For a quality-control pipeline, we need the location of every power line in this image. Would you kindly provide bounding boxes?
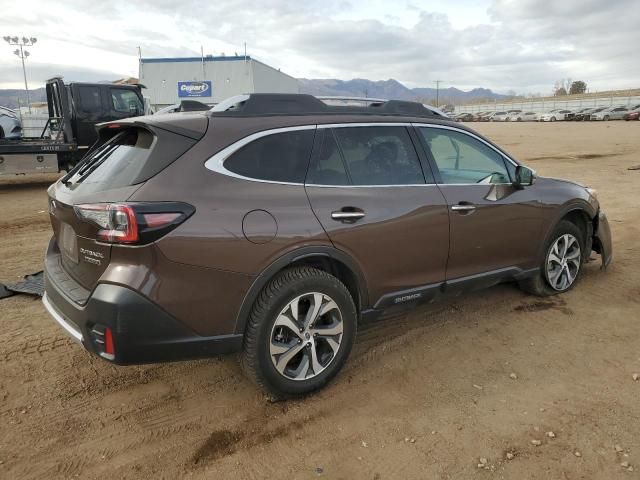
[434,80,443,108]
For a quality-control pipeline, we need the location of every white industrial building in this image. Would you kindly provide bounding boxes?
[138,55,299,109]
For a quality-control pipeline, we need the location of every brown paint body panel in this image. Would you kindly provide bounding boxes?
[43,108,612,357]
[438,184,545,279]
[306,185,449,302]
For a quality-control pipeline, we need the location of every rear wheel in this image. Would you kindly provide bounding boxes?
[519,220,584,297]
[242,266,357,398]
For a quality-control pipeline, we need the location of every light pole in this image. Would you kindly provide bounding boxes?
[3,36,37,113]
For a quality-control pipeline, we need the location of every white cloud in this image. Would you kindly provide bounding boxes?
[1,0,638,94]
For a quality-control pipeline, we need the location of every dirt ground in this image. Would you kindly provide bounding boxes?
[1,122,639,480]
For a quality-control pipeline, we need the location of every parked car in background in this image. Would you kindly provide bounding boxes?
[42,93,612,397]
[454,113,475,122]
[475,111,493,121]
[573,107,600,121]
[154,100,213,114]
[511,111,539,122]
[624,110,640,121]
[540,109,573,122]
[489,111,509,121]
[505,110,523,121]
[0,106,22,139]
[591,106,629,121]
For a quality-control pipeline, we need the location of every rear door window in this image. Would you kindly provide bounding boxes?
[224,129,315,183]
[331,126,425,185]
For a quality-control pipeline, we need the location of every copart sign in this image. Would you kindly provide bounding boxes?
[178,81,212,98]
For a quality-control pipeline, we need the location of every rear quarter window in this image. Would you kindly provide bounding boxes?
[224,129,315,183]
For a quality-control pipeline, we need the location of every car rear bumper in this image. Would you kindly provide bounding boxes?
[43,251,243,365]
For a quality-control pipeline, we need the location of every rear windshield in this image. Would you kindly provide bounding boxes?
[65,127,195,193]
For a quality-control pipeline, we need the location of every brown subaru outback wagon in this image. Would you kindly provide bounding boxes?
[43,94,612,397]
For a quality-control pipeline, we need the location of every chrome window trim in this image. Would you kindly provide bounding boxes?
[305,183,435,188]
[205,122,424,187]
[317,122,412,129]
[204,125,316,186]
[203,122,521,188]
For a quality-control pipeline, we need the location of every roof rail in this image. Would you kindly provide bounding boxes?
[209,93,445,118]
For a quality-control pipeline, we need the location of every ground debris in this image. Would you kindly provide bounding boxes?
[546,431,556,438]
[531,440,542,446]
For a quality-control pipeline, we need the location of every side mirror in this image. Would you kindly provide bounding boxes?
[514,165,536,188]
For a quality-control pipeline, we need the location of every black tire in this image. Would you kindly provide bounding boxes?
[519,220,585,297]
[241,266,357,398]
[0,127,4,139]
[550,117,556,122]
[604,115,610,121]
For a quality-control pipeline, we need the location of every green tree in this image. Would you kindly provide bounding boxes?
[554,87,568,96]
[569,80,587,95]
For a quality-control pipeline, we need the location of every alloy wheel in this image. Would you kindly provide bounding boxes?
[269,292,344,381]
[546,234,581,291]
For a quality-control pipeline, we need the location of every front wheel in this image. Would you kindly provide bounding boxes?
[241,267,357,398]
[604,115,610,121]
[519,220,584,297]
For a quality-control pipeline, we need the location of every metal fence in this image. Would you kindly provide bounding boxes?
[455,95,640,114]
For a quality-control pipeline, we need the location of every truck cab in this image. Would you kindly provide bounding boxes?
[65,82,144,148]
[1,78,145,175]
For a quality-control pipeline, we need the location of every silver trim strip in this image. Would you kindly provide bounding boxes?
[331,211,366,220]
[203,122,522,188]
[204,125,317,185]
[317,122,412,129]
[451,205,476,211]
[306,183,431,188]
[42,293,83,343]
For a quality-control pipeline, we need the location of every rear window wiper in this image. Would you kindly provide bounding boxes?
[74,144,118,183]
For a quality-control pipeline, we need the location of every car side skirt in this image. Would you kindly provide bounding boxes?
[362,266,539,322]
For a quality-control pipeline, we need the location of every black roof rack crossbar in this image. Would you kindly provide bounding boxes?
[209,93,443,118]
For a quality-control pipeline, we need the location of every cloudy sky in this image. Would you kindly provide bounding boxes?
[1,0,638,94]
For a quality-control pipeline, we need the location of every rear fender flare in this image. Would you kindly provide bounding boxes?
[233,246,368,335]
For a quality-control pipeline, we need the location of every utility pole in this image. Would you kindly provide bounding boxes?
[4,36,37,114]
[434,80,442,108]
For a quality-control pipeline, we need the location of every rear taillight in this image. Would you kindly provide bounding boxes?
[75,203,139,243]
[74,202,194,245]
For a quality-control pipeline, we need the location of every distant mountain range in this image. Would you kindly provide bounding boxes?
[298,78,510,104]
[0,88,46,109]
[0,78,508,109]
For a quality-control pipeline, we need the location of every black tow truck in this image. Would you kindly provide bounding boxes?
[0,77,145,175]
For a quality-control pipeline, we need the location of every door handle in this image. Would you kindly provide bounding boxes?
[331,208,366,222]
[451,203,476,212]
